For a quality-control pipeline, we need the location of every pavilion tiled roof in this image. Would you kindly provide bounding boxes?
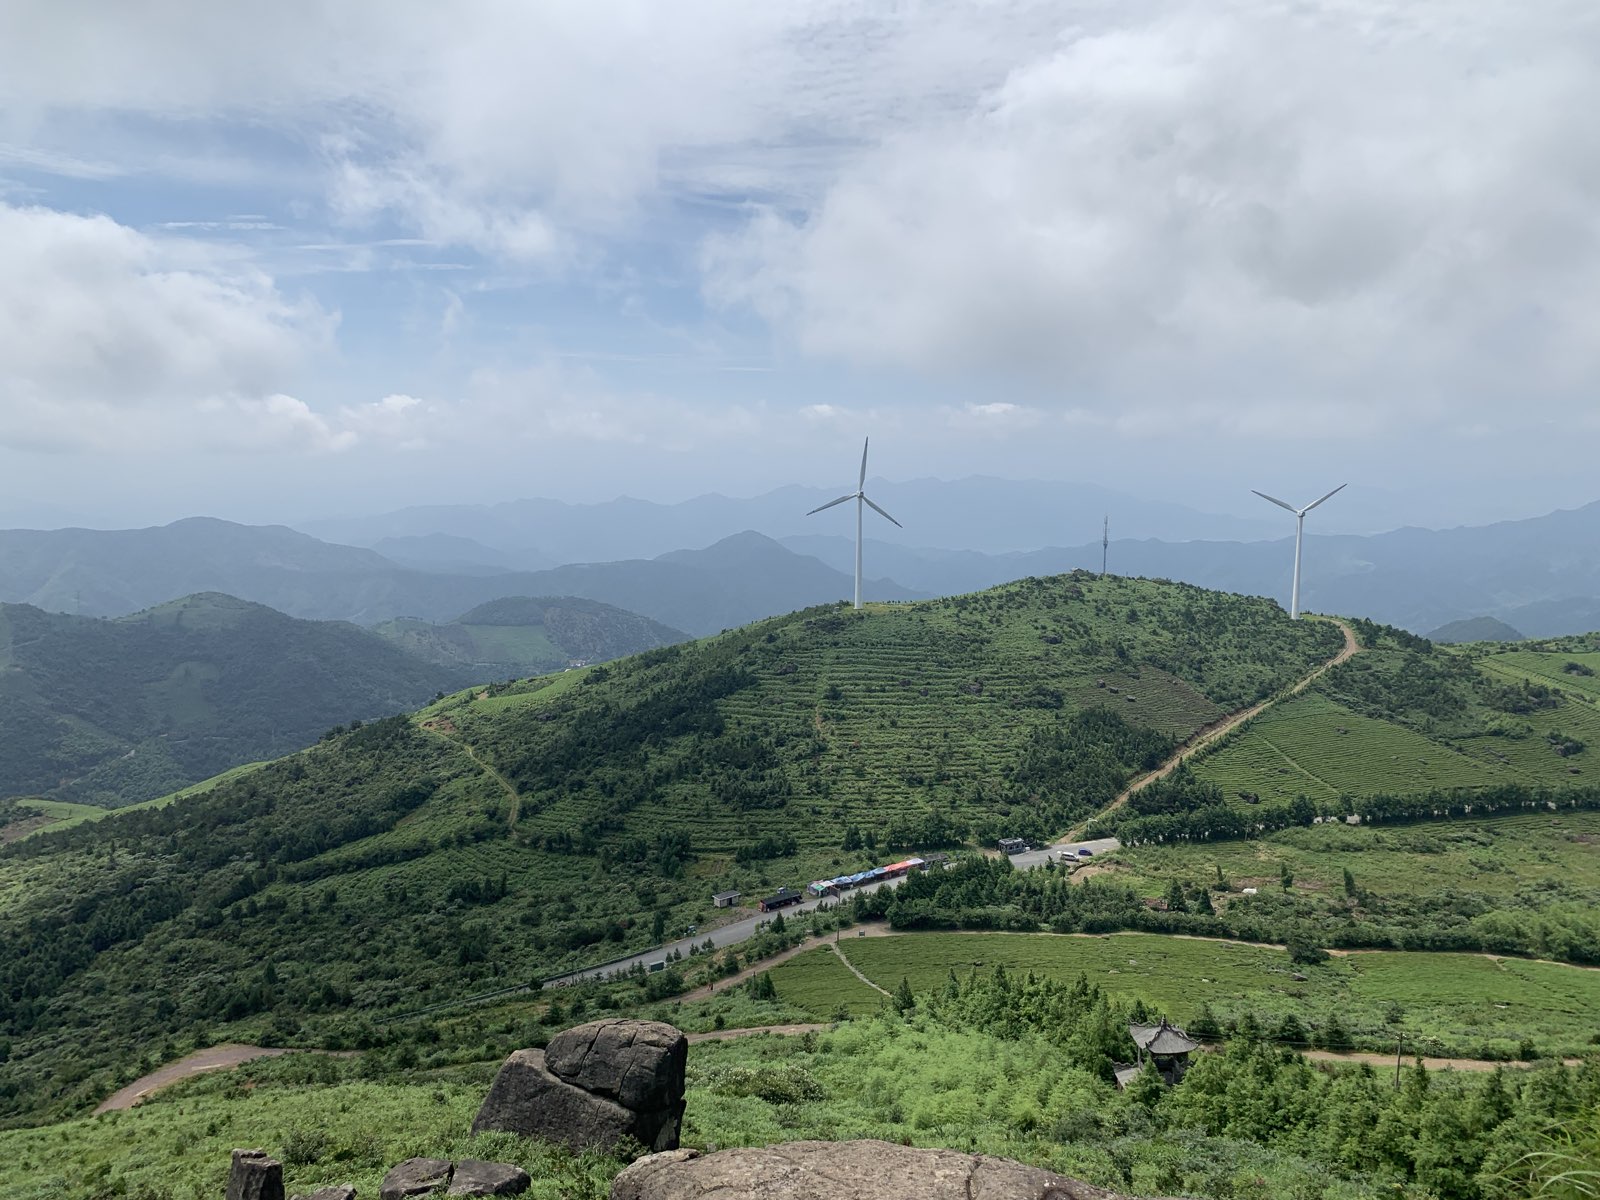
[1130,1019,1200,1055]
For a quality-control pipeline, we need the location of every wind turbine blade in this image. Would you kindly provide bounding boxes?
[859,437,869,490]
[806,494,855,516]
[862,495,902,528]
[1252,489,1298,514]
[1302,482,1347,513]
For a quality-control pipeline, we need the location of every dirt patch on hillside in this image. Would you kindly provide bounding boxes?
[94,1045,292,1113]
[421,715,458,734]
[0,815,55,843]
[686,1023,830,1044]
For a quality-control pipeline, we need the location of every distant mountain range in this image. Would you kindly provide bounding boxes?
[8,495,1600,638]
[0,593,468,806]
[0,519,913,636]
[781,501,1600,637]
[373,596,684,675]
[1426,616,1526,644]
[298,476,1282,563]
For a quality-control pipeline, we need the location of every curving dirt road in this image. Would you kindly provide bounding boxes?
[686,1023,831,1044]
[94,1044,293,1114]
[1302,1049,1583,1072]
[1066,616,1360,838]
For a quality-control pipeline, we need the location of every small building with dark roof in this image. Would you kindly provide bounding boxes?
[711,890,742,908]
[757,887,804,913]
[1121,1019,1202,1086]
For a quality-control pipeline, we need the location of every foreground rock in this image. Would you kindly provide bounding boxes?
[448,1159,532,1196]
[610,1141,1148,1200]
[227,1149,285,1200]
[474,1019,687,1155]
[381,1157,454,1199]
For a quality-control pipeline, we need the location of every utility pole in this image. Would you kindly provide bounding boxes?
[1394,1037,1403,1088]
[1101,516,1109,577]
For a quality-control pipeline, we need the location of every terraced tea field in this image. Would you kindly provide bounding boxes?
[768,944,886,1017]
[1192,692,1509,807]
[1476,648,1600,703]
[1100,810,1600,901]
[431,576,1345,860]
[825,930,1600,1057]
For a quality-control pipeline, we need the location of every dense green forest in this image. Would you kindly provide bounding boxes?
[0,594,468,806]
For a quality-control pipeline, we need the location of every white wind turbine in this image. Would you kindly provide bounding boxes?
[806,437,902,610]
[1252,483,1346,620]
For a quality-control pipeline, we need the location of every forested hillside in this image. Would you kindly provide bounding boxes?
[371,596,684,675]
[0,594,467,806]
[0,574,1342,1122]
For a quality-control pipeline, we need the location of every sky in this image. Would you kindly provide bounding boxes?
[2,1,1599,535]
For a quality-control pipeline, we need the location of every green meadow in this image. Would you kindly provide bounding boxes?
[1192,691,1509,806]
[797,930,1600,1059]
[1104,810,1600,900]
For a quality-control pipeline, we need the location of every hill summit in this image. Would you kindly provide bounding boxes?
[0,572,1344,1121]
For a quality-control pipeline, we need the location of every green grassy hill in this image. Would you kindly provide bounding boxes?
[0,573,1344,1122]
[0,593,468,807]
[371,596,685,676]
[1185,625,1600,815]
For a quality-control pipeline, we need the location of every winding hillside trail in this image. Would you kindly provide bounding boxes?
[1065,615,1360,839]
[676,925,896,1003]
[94,1045,293,1114]
[419,718,522,828]
[831,941,892,995]
[686,1023,830,1044]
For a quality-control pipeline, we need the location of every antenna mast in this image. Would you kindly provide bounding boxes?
[1101,516,1108,578]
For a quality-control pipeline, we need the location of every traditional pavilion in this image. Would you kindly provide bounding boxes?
[1115,1019,1202,1088]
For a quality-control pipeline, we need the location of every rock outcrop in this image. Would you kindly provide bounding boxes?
[226,1149,285,1200]
[609,1141,1148,1200]
[473,1019,687,1155]
[374,1156,531,1199]
[381,1157,454,1200]
[448,1159,533,1196]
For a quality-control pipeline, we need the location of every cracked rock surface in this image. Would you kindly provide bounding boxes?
[473,1021,688,1155]
[609,1141,1155,1200]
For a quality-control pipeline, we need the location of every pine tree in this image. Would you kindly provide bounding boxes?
[1164,879,1188,913]
[893,976,915,1013]
[1127,1059,1165,1110]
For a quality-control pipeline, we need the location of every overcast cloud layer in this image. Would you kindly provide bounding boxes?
[1,1,1597,532]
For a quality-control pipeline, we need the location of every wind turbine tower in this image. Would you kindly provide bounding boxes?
[1251,483,1346,619]
[806,437,902,610]
[1101,516,1109,578]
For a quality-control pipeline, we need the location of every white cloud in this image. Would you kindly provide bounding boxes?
[3,0,1599,458]
[0,203,331,452]
[702,2,1600,431]
[223,395,357,454]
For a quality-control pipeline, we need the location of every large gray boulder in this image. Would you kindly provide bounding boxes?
[609,1141,1147,1200]
[380,1157,454,1199]
[474,1020,687,1155]
[448,1159,532,1196]
[472,1049,679,1152]
[544,1019,687,1112]
[226,1149,285,1200]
